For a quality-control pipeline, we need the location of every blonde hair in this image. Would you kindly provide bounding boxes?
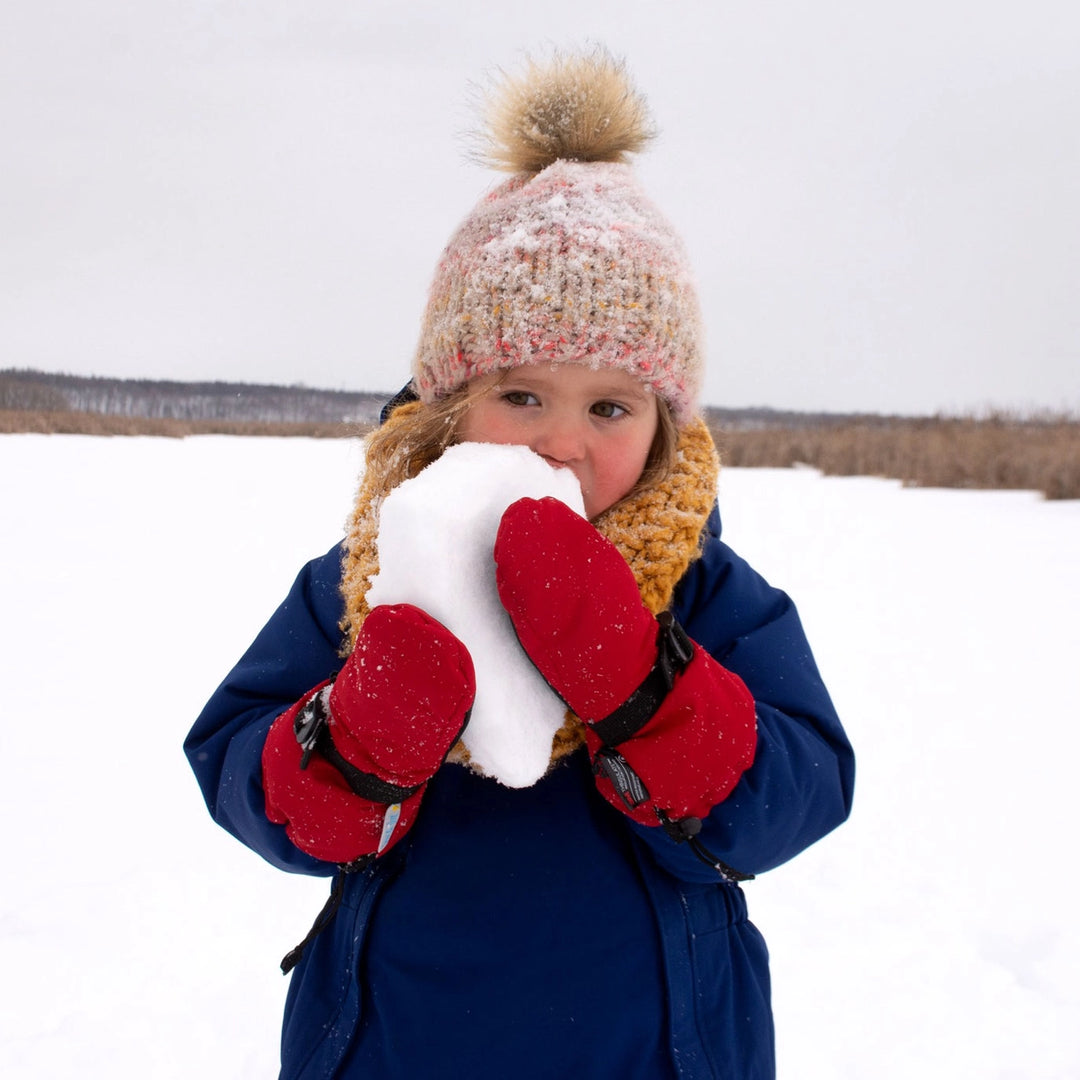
[362,390,471,495]
[364,383,680,519]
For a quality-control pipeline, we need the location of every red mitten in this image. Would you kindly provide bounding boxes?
[262,604,475,864]
[494,497,757,830]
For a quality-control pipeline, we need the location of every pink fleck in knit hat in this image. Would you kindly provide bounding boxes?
[412,50,704,426]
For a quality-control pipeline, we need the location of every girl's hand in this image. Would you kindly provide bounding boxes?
[262,604,474,864]
[494,497,757,829]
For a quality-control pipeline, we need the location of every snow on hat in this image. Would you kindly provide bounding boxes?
[412,49,704,426]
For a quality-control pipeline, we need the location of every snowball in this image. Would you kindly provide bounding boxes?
[366,442,586,788]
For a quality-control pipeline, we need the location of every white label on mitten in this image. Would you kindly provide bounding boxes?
[377,803,401,854]
[366,442,586,788]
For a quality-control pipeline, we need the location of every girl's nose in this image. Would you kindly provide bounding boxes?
[532,416,585,467]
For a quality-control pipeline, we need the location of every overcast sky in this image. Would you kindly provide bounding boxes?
[3,0,1078,415]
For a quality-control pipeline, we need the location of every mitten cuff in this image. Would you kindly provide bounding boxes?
[585,647,757,827]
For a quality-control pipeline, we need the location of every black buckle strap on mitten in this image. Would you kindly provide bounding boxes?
[657,811,755,883]
[280,855,373,974]
[590,612,695,747]
[294,690,424,804]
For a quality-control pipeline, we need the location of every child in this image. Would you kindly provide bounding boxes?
[186,50,854,1080]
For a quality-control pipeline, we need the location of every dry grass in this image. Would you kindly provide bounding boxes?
[712,415,1080,501]
[4,408,1078,500]
[0,410,372,439]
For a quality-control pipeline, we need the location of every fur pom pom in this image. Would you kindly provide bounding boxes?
[480,48,656,174]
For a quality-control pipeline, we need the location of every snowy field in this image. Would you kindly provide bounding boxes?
[2,433,1078,1079]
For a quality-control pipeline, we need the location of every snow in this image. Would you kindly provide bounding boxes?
[367,441,585,788]
[2,434,1078,1078]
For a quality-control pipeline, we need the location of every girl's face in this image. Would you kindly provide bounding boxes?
[458,363,659,519]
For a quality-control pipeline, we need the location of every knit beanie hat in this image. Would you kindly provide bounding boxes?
[412,50,704,426]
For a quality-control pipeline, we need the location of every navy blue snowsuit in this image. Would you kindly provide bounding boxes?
[185,507,854,1079]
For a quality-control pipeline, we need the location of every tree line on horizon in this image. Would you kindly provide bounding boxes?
[0,368,389,425]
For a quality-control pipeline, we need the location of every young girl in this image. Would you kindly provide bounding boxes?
[186,50,854,1080]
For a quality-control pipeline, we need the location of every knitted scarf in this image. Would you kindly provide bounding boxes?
[339,404,720,771]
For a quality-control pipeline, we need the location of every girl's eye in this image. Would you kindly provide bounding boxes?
[591,400,627,419]
[502,391,538,407]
